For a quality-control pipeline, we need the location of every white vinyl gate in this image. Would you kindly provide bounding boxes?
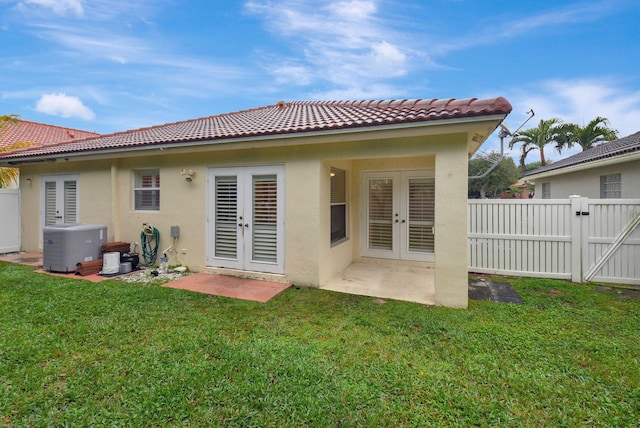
[468,196,640,285]
[0,189,21,253]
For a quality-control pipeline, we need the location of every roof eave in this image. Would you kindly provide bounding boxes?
[2,113,508,166]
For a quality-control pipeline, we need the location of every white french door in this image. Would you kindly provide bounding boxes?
[361,170,435,262]
[40,174,79,248]
[207,165,284,274]
[41,174,79,227]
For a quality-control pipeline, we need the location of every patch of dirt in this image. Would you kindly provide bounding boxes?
[547,288,565,297]
[595,285,640,300]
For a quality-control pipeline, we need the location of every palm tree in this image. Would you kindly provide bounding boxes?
[509,118,563,168]
[555,116,618,152]
[0,114,21,188]
[0,167,18,188]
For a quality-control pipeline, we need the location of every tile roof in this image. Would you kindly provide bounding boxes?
[0,97,511,161]
[524,130,640,177]
[0,120,99,152]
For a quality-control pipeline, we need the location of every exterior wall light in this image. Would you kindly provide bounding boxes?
[180,169,195,182]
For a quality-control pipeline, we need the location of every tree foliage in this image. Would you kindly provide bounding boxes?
[509,116,619,173]
[468,152,520,199]
[0,114,22,188]
[522,160,550,173]
[508,118,563,168]
[555,116,618,152]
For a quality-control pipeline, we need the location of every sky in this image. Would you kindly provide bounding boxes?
[1,0,639,163]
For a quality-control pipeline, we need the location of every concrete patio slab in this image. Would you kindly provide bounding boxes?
[164,273,290,302]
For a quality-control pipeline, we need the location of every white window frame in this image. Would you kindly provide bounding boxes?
[600,173,621,199]
[541,182,551,199]
[133,169,160,211]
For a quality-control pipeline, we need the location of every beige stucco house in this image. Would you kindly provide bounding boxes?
[0,98,512,308]
[526,131,640,199]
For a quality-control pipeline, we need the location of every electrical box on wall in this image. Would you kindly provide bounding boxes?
[170,225,180,238]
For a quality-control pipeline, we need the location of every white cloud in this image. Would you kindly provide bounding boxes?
[269,64,313,86]
[368,41,407,77]
[432,1,629,55]
[246,0,411,90]
[309,83,402,101]
[511,78,640,137]
[20,0,84,16]
[35,93,95,120]
[495,77,640,162]
[328,0,377,21]
[110,56,127,64]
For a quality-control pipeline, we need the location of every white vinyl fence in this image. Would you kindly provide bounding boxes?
[0,189,21,253]
[468,196,640,285]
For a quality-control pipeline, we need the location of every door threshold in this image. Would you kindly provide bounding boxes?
[200,266,289,284]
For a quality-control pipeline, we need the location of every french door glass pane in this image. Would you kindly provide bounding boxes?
[64,181,77,223]
[368,178,393,250]
[252,175,277,262]
[215,176,238,258]
[408,178,434,253]
[45,181,57,226]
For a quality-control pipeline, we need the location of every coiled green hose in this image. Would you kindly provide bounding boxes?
[140,225,160,266]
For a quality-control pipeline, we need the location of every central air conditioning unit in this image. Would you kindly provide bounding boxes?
[43,224,107,273]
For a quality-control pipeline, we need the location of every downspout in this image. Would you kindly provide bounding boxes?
[111,161,121,242]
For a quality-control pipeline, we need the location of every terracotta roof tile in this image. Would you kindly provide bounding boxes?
[0,97,511,161]
[0,120,99,152]
[524,130,640,176]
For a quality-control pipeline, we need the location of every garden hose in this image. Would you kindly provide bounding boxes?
[140,224,160,266]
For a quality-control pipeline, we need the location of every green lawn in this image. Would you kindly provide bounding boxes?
[1,262,638,427]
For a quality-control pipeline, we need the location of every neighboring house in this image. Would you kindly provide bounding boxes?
[499,179,534,199]
[0,119,99,151]
[525,131,640,199]
[0,120,99,188]
[0,98,512,308]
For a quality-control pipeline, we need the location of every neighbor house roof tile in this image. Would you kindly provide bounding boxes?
[524,130,640,177]
[0,97,511,160]
[0,120,99,152]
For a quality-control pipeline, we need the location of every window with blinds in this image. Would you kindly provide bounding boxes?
[134,169,160,210]
[600,173,621,198]
[252,175,278,262]
[368,178,394,250]
[215,176,238,259]
[407,177,434,253]
[330,168,347,244]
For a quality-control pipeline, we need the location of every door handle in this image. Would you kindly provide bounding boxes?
[244,224,249,228]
